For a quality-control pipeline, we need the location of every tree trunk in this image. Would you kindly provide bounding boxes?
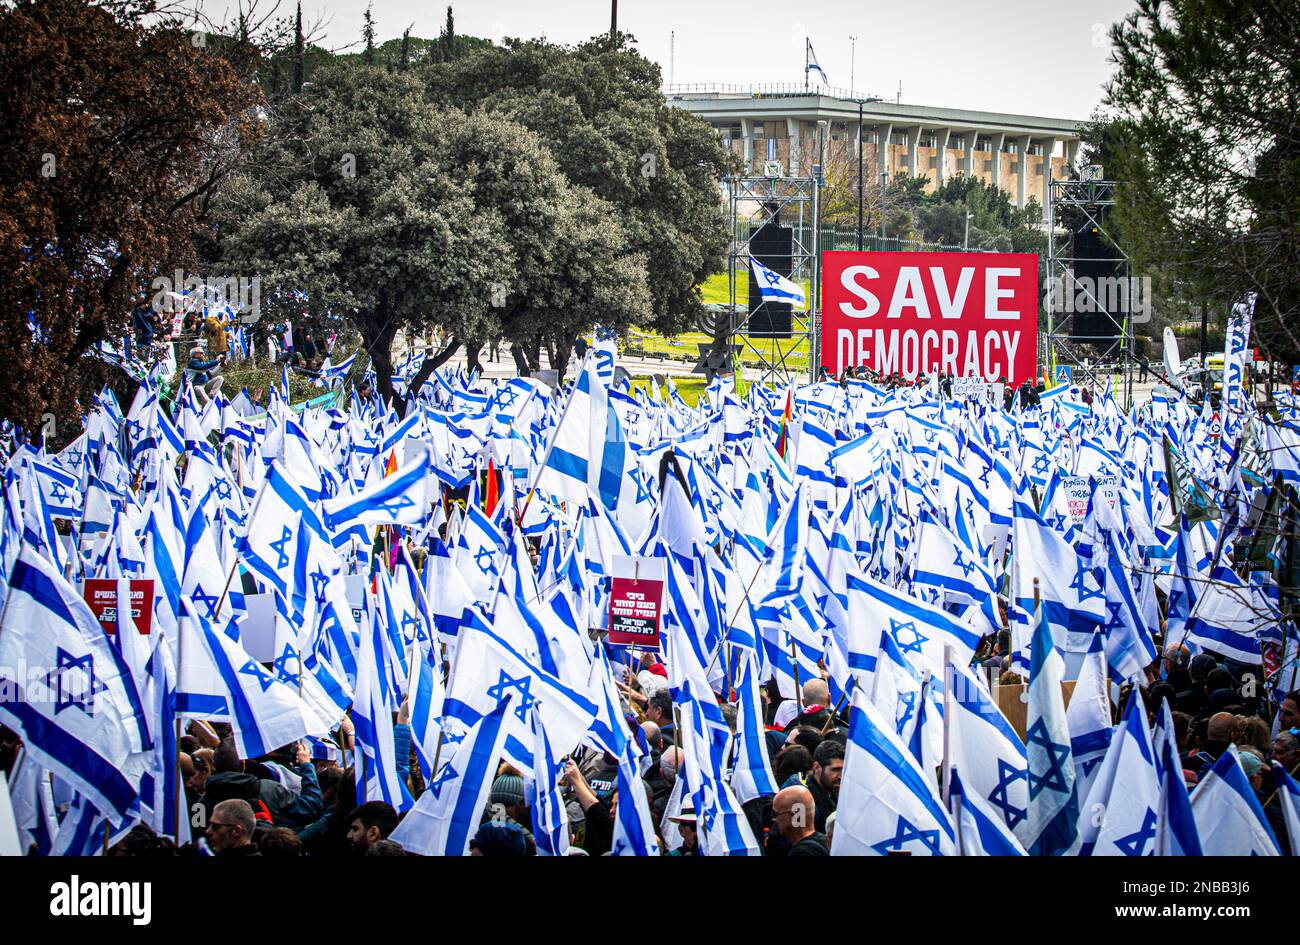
[551,332,576,381]
[510,342,532,376]
[465,341,483,377]
[361,311,399,410]
[406,338,462,397]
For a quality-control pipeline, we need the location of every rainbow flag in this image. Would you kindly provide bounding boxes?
[776,389,793,459]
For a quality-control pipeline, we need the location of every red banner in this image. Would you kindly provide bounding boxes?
[820,251,1039,385]
[82,579,155,635]
[608,578,664,648]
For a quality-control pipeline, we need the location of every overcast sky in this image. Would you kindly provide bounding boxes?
[238,0,1136,120]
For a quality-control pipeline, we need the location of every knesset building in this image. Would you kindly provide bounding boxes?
[666,84,1084,209]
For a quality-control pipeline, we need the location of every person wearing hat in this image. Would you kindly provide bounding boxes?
[666,804,700,856]
[482,773,536,855]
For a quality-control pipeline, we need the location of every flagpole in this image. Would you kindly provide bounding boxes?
[940,644,953,805]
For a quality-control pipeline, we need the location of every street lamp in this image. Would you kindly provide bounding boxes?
[880,169,888,242]
[850,97,882,251]
[963,211,974,249]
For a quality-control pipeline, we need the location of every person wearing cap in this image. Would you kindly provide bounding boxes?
[482,773,536,855]
[666,804,700,856]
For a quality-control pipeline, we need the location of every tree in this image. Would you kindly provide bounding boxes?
[1105,0,1300,363]
[441,5,455,61]
[0,0,259,431]
[424,35,730,352]
[212,63,645,405]
[361,4,375,65]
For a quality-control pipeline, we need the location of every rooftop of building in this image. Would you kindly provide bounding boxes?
[664,84,1084,139]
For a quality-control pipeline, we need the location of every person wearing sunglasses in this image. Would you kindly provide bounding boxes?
[206,800,260,857]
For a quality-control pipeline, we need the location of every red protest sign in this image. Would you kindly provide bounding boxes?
[821,251,1039,385]
[607,556,665,649]
[82,578,155,635]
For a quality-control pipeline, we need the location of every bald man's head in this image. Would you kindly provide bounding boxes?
[802,678,830,708]
[772,785,816,843]
[1207,712,1236,742]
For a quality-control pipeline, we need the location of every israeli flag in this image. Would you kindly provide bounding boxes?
[1077,691,1161,856]
[1274,764,1300,856]
[749,256,806,310]
[1189,746,1281,855]
[834,687,956,856]
[387,695,514,856]
[611,733,660,857]
[1023,597,1080,856]
[175,599,329,759]
[0,546,148,824]
[806,39,828,84]
[323,448,433,529]
[949,768,1026,856]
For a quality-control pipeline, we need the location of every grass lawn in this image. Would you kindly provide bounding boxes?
[628,374,707,407]
[627,272,812,372]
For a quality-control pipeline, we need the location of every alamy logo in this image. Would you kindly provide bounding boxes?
[49,875,151,925]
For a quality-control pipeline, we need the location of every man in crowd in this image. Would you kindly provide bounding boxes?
[771,785,828,856]
[206,799,260,858]
[345,801,400,855]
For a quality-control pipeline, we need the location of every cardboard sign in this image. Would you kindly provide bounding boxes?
[607,556,666,649]
[821,251,1039,384]
[82,579,155,635]
[952,375,985,399]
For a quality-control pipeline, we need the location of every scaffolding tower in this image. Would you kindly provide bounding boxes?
[1044,176,1140,407]
[720,174,821,386]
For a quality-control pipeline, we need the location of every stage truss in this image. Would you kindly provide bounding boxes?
[718,175,822,387]
[1044,176,1144,408]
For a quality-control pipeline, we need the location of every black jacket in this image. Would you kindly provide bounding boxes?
[200,764,322,829]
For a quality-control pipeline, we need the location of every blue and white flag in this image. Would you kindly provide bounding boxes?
[749,256,806,310]
[0,545,147,823]
[175,599,329,759]
[1022,596,1080,855]
[834,687,956,856]
[387,695,513,856]
[949,768,1026,856]
[1151,701,1203,856]
[1273,764,1300,857]
[729,649,778,805]
[610,733,660,857]
[1077,692,1161,856]
[526,705,570,857]
[323,448,433,529]
[1065,632,1112,803]
[805,39,828,84]
[1189,746,1281,856]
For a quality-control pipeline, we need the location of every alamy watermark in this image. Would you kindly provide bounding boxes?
[150,269,262,323]
[1044,274,1151,322]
